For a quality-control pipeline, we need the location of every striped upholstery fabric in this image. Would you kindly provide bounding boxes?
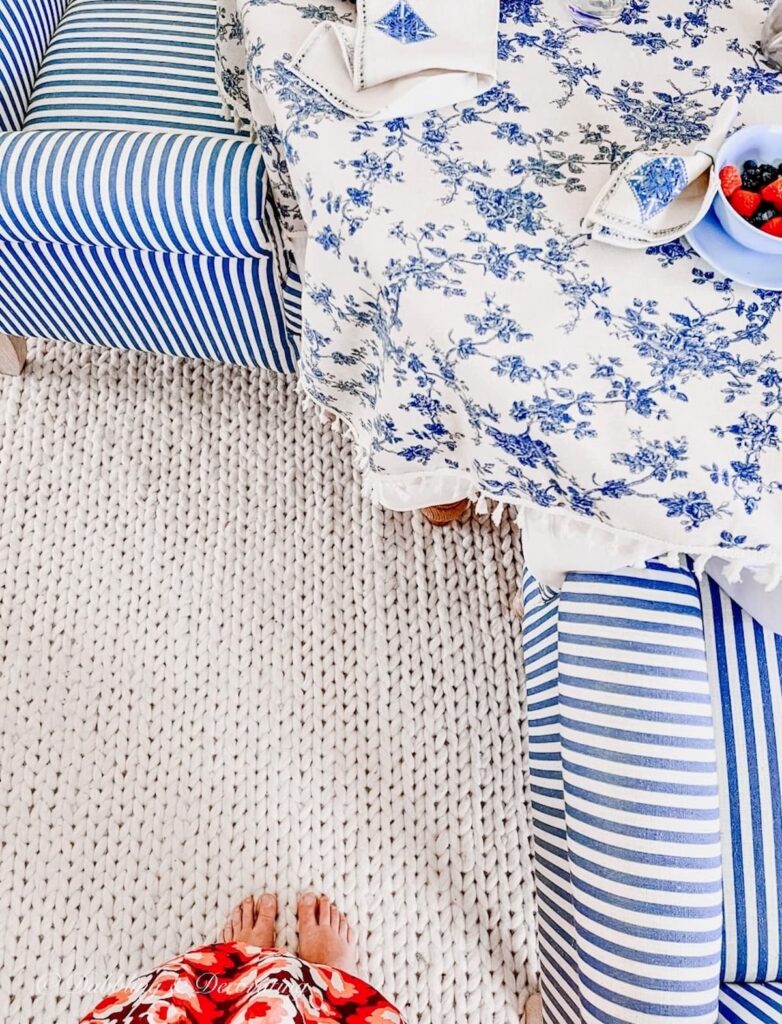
[0,0,303,369]
[0,237,297,370]
[282,268,303,338]
[0,0,67,130]
[523,565,724,1024]
[523,571,580,1024]
[0,130,271,258]
[719,982,782,1022]
[699,575,782,984]
[23,0,238,136]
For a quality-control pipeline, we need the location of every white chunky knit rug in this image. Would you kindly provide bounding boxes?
[0,339,536,1024]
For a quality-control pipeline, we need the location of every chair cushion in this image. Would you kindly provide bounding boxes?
[700,575,782,984]
[22,0,238,136]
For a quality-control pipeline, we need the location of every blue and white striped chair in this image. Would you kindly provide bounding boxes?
[521,563,782,1024]
[0,0,300,376]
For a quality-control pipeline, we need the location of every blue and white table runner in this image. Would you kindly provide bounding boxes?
[218,0,782,585]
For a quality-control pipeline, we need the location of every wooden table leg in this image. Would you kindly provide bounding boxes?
[421,498,471,526]
[524,992,542,1024]
[0,334,27,376]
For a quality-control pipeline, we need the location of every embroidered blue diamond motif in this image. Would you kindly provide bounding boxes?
[626,156,688,222]
[375,2,436,43]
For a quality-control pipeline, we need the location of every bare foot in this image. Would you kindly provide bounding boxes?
[220,894,278,948]
[297,893,358,974]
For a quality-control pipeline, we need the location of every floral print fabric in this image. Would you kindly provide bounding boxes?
[79,943,405,1024]
[218,0,782,581]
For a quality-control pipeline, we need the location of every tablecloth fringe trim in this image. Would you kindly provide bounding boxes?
[437,492,779,590]
[295,377,782,589]
[218,94,259,142]
[296,380,372,473]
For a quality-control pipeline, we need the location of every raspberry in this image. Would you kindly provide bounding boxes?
[729,189,763,218]
[760,178,782,210]
[719,165,742,198]
[760,216,782,237]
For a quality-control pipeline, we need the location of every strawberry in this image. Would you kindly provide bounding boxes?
[719,164,742,198]
[760,216,782,237]
[760,177,782,210]
[729,189,763,218]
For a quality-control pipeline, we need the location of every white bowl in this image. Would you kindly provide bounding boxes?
[715,124,782,255]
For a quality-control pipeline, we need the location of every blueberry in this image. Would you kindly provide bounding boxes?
[760,164,779,185]
[744,159,759,169]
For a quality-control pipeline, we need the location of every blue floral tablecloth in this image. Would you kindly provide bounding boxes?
[218,0,782,581]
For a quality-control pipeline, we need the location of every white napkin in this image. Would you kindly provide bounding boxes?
[584,98,739,248]
[290,0,499,120]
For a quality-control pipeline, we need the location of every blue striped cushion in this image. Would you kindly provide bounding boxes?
[700,576,782,984]
[719,982,782,1022]
[23,0,238,136]
[0,236,297,370]
[523,565,724,1024]
[0,0,68,130]
[0,130,270,258]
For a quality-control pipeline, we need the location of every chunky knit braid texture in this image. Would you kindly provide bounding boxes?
[0,339,537,1024]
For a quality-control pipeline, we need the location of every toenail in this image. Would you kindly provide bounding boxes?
[301,893,316,904]
[261,895,275,909]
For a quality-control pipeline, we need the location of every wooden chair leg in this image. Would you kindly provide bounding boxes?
[0,334,27,376]
[421,498,471,526]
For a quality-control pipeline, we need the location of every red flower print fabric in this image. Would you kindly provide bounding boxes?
[79,944,405,1024]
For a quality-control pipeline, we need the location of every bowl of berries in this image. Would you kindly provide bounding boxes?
[716,124,782,254]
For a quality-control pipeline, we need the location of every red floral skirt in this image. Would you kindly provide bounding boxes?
[79,943,405,1024]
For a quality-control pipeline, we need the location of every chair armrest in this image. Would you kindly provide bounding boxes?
[0,0,69,130]
[0,129,272,258]
[557,565,723,1024]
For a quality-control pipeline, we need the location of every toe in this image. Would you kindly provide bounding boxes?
[319,896,332,927]
[347,925,356,945]
[256,892,277,920]
[254,893,277,946]
[330,904,342,931]
[338,913,350,940]
[231,903,243,935]
[242,895,256,931]
[221,917,234,943]
[298,892,318,929]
